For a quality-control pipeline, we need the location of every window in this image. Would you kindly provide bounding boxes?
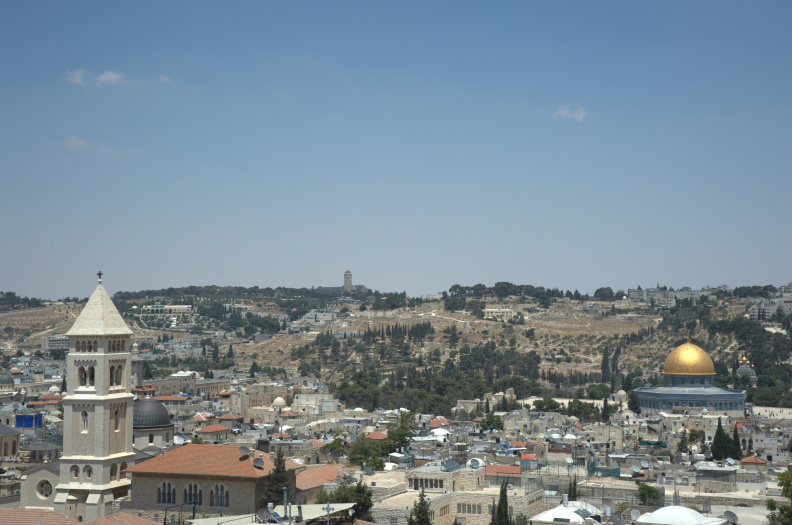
[82,412,89,432]
[110,366,115,386]
[36,480,53,499]
[149,434,154,445]
[185,483,202,506]
[114,410,120,431]
[83,466,92,480]
[116,365,123,386]
[88,367,95,386]
[211,485,229,507]
[158,482,175,504]
[71,465,80,480]
[79,367,86,386]
[110,464,117,479]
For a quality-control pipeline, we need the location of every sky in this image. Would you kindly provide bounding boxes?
[1,2,791,300]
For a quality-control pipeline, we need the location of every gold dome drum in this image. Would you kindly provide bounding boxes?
[663,342,715,376]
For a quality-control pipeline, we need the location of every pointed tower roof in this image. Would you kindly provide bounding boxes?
[65,276,132,337]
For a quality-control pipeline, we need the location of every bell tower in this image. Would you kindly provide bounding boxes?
[343,270,353,293]
[54,273,135,522]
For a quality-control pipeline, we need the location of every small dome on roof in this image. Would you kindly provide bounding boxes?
[0,372,13,385]
[48,384,61,393]
[272,397,286,406]
[133,398,172,429]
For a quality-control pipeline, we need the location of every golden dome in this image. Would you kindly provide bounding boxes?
[663,342,715,376]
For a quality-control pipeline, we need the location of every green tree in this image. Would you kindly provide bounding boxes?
[731,427,743,459]
[481,412,504,431]
[348,438,382,467]
[316,481,374,521]
[677,429,689,454]
[407,491,432,525]
[628,391,641,414]
[711,417,732,460]
[191,436,204,444]
[636,483,662,506]
[257,448,290,509]
[227,343,234,358]
[491,481,510,525]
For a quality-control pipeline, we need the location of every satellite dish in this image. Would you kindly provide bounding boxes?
[640,459,650,468]
[724,511,738,524]
[348,510,355,517]
[257,508,272,522]
[726,458,735,465]
[630,509,641,520]
[631,465,640,473]
[566,458,573,464]
[253,458,265,469]
[239,446,250,456]
[596,471,602,477]
[675,477,682,484]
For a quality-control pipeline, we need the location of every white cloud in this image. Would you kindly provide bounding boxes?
[64,136,88,149]
[555,104,587,122]
[158,74,171,84]
[66,69,88,86]
[96,71,127,86]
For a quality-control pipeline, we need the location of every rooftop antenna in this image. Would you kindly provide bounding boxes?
[630,509,641,520]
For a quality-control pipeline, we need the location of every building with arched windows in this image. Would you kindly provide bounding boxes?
[634,342,746,418]
[124,444,302,516]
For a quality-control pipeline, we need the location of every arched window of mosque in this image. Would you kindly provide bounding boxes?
[94,340,98,352]
[109,366,115,387]
[87,341,93,352]
[88,367,95,386]
[149,434,154,445]
[116,366,123,386]
[110,464,117,479]
[79,367,86,386]
[83,466,92,480]
[120,462,127,479]
[114,410,120,431]
[82,412,89,432]
[71,465,79,480]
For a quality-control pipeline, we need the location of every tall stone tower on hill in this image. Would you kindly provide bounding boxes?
[54,273,135,522]
[343,270,353,293]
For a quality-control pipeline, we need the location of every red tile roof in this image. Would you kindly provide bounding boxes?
[508,441,526,448]
[0,509,80,525]
[520,454,536,460]
[87,513,160,525]
[485,464,521,477]
[218,414,241,420]
[153,396,188,402]
[124,444,301,478]
[365,431,388,441]
[296,464,341,491]
[741,456,767,464]
[196,424,232,433]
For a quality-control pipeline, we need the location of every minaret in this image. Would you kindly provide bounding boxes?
[54,272,135,522]
[343,270,353,293]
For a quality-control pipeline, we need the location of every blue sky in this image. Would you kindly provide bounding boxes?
[2,2,790,300]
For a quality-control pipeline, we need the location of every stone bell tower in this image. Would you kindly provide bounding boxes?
[343,270,353,293]
[54,273,135,522]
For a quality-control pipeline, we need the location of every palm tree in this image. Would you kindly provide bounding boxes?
[397,410,415,432]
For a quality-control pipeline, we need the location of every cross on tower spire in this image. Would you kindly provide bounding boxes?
[97,271,103,283]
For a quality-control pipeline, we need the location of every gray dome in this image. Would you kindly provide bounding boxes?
[0,373,13,385]
[133,398,172,429]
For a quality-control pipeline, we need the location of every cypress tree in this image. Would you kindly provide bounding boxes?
[407,491,432,525]
[731,427,743,459]
[711,417,731,460]
[491,481,510,525]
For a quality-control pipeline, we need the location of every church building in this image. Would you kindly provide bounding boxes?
[51,273,136,522]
